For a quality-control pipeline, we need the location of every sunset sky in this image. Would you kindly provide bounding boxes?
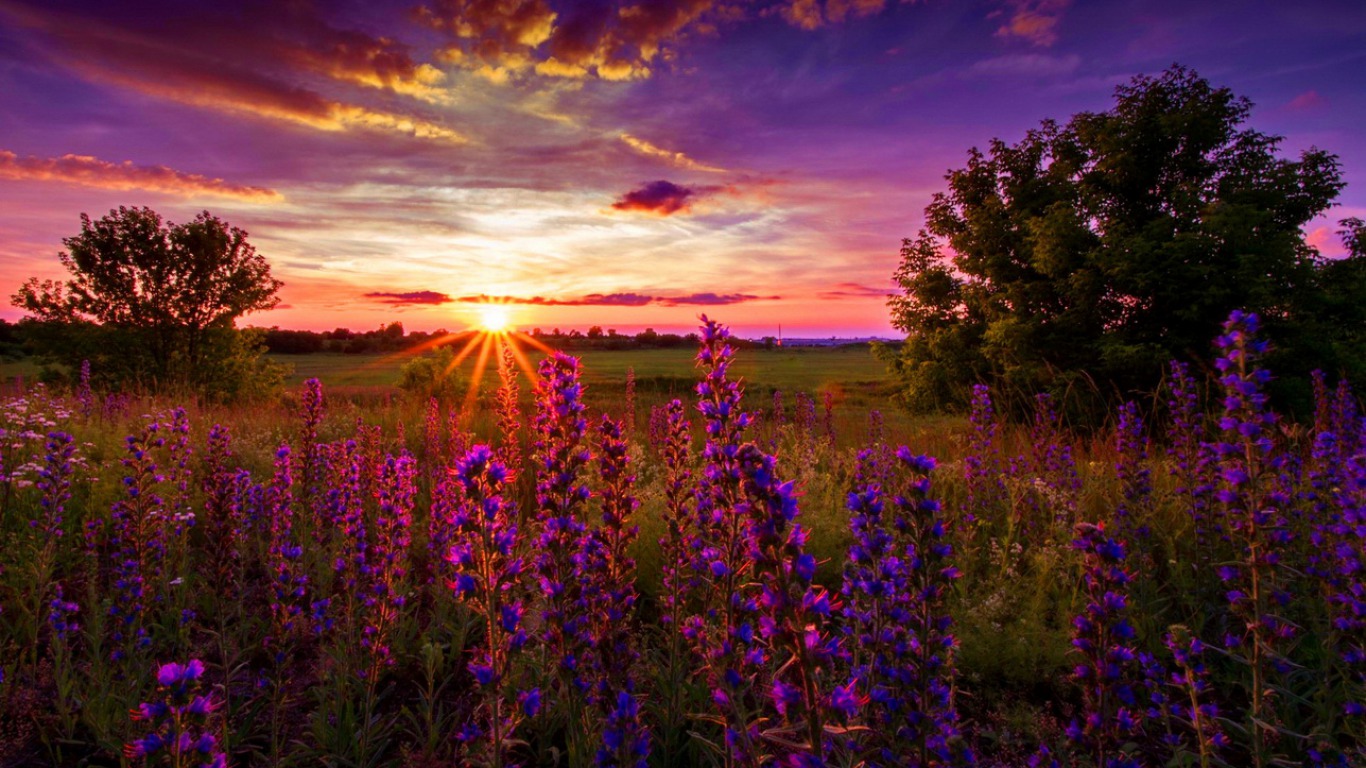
[2,0,1363,337]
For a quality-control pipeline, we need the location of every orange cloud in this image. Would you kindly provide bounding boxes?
[776,0,889,30]
[0,150,283,202]
[993,0,1070,47]
[419,0,726,80]
[620,133,726,172]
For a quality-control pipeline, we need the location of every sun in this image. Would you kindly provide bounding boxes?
[477,304,513,333]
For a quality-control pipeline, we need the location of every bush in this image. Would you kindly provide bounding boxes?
[399,346,467,401]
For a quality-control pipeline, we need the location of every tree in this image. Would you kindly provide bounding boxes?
[887,65,1357,412]
[12,206,284,398]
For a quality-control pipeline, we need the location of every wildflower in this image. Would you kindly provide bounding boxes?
[48,583,80,641]
[1162,626,1227,767]
[448,444,532,768]
[1114,401,1152,542]
[200,425,247,583]
[1069,522,1141,768]
[1166,361,1219,573]
[1212,311,1294,767]
[963,384,1004,525]
[495,343,524,481]
[737,441,840,764]
[359,454,415,679]
[75,359,93,418]
[583,414,650,767]
[532,352,593,705]
[299,378,325,503]
[266,444,307,654]
[125,658,225,768]
[689,315,763,766]
[844,447,970,766]
[108,424,167,659]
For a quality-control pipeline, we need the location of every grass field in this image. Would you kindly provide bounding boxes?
[2,319,1362,767]
[272,344,890,396]
[265,343,961,452]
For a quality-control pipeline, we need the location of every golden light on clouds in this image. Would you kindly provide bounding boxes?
[620,134,725,173]
[0,149,283,201]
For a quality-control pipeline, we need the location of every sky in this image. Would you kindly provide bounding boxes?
[1,0,1364,338]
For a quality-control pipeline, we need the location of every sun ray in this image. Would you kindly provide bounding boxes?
[447,330,488,370]
[511,329,553,354]
[462,331,496,416]
[503,332,540,383]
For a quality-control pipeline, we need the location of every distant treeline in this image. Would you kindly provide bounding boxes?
[0,318,852,359]
[0,318,25,359]
[254,323,716,354]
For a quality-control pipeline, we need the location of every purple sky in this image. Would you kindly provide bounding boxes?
[2,0,1363,337]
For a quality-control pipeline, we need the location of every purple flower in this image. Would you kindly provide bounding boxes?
[125,658,224,766]
[842,446,970,765]
[447,444,533,768]
[1069,522,1141,766]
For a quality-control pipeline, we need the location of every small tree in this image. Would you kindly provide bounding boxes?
[12,206,284,398]
[399,346,468,401]
[886,65,1355,412]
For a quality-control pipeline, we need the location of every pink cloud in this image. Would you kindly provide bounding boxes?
[1286,90,1325,111]
[0,149,281,201]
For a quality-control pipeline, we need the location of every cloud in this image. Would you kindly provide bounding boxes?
[419,0,891,82]
[777,0,889,30]
[817,282,888,299]
[966,53,1080,78]
[611,179,714,215]
[364,290,455,305]
[993,0,1070,47]
[1286,90,1325,111]
[1,2,466,142]
[0,149,283,201]
[451,291,774,306]
[659,292,776,305]
[620,133,725,172]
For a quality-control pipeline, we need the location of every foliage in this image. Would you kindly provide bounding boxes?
[11,206,282,399]
[887,65,1358,412]
[397,346,467,401]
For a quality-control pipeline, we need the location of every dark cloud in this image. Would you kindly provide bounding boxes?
[452,291,773,306]
[817,282,888,299]
[659,292,777,305]
[365,290,455,305]
[611,179,706,215]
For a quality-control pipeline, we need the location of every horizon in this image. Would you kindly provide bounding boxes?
[2,0,1364,338]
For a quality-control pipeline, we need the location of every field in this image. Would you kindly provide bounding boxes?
[0,316,1362,767]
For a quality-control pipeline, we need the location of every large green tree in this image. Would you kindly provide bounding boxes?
[12,206,284,399]
[887,65,1361,412]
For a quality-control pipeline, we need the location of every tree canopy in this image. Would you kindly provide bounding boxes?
[12,206,284,398]
[887,65,1363,413]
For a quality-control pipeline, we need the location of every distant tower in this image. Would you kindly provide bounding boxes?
[777,324,783,347]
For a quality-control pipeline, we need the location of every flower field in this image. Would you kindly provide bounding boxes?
[0,312,1362,767]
